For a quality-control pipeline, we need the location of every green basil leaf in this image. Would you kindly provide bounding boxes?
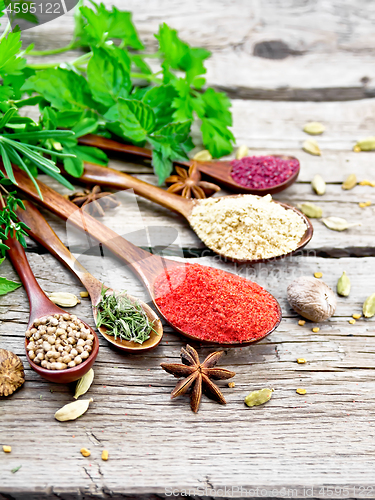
[63,150,84,178]
[116,98,155,143]
[72,118,99,138]
[0,277,21,296]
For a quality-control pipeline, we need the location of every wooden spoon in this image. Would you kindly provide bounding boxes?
[16,201,163,353]
[67,161,313,264]
[5,163,282,347]
[4,234,99,384]
[78,134,300,195]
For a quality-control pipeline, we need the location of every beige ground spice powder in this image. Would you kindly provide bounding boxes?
[190,195,307,260]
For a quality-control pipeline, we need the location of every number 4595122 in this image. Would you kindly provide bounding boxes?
[5,3,62,14]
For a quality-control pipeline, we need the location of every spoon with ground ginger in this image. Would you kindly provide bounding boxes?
[63,162,313,263]
[11,166,282,346]
[16,201,163,353]
[4,233,99,384]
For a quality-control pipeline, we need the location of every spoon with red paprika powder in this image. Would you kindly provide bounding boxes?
[9,163,282,347]
[78,134,300,195]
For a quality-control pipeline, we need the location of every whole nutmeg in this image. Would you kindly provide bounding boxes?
[287,276,336,322]
[0,349,25,396]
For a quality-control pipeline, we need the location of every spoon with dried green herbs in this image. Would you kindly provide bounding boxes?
[16,201,163,353]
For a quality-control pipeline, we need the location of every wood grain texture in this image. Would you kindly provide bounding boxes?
[19,0,375,100]
[1,253,375,497]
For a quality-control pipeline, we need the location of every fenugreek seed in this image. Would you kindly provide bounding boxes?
[359,201,371,208]
[363,293,375,318]
[342,174,357,190]
[353,145,361,153]
[349,319,356,325]
[80,448,91,457]
[235,145,249,160]
[101,450,109,461]
[193,149,212,161]
[74,369,94,400]
[312,327,320,333]
[80,291,89,298]
[228,382,235,388]
[297,358,306,364]
[353,314,361,320]
[354,136,375,151]
[298,320,306,326]
[311,174,326,195]
[359,179,375,187]
[244,388,273,407]
[3,445,11,453]
[296,388,307,395]
[55,398,93,422]
[303,122,325,135]
[303,139,321,156]
[314,272,323,279]
[337,271,351,297]
[298,202,323,218]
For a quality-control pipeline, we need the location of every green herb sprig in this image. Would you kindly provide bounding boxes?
[96,288,157,344]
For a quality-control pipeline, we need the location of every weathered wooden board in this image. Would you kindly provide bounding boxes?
[18,0,375,100]
[1,253,375,498]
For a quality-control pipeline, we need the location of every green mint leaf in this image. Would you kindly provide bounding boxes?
[22,68,97,111]
[0,276,21,295]
[87,47,131,107]
[142,84,178,129]
[71,117,99,138]
[63,150,84,178]
[56,110,85,129]
[151,121,192,145]
[116,98,155,143]
[0,31,25,77]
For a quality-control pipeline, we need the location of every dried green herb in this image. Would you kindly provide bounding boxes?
[11,465,22,474]
[96,288,157,344]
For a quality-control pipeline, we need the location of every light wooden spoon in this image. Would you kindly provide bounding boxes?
[4,234,99,384]
[6,163,282,347]
[68,161,313,264]
[16,201,163,353]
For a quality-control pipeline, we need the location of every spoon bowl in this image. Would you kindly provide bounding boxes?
[8,166,283,346]
[4,235,99,384]
[16,201,163,354]
[78,134,300,196]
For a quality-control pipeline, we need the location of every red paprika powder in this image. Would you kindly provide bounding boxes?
[154,263,280,343]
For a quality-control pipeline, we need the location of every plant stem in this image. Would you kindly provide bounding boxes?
[28,41,77,57]
[27,51,92,70]
[0,21,12,41]
[131,72,162,83]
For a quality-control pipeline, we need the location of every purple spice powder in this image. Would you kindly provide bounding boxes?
[230,156,299,189]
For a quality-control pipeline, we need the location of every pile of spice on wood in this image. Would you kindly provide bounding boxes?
[190,194,307,260]
[230,156,299,189]
[154,263,280,343]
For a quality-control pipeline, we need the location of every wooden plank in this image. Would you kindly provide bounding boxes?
[18,0,375,100]
[1,253,375,496]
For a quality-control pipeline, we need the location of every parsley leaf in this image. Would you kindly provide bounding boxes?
[0,31,26,77]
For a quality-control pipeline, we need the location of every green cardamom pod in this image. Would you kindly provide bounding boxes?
[193,149,212,161]
[303,139,321,156]
[74,368,94,400]
[342,174,357,190]
[48,292,79,307]
[298,202,323,218]
[337,272,351,297]
[55,398,93,422]
[354,136,375,152]
[311,174,326,195]
[303,122,325,135]
[322,217,361,232]
[236,145,249,160]
[244,388,273,407]
[363,293,375,318]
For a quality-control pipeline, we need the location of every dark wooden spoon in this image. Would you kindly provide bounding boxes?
[78,134,300,195]
[66,161,313,264]
[4,234,99,383]
[5,163,282,347]
[16,201,163,353]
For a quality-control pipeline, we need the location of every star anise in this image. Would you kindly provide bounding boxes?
[68,185,120,217]
[161,344,235,412]
[165,163,220,199]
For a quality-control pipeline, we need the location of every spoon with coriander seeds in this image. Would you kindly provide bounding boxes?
[4,233,99,384]
[15,201,163,353]
[11,167,282,347]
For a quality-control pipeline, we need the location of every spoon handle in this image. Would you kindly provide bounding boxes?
[74,162,193,219]
[4,234,63,325]
[16,201,103,305]
[2,163,166,291]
